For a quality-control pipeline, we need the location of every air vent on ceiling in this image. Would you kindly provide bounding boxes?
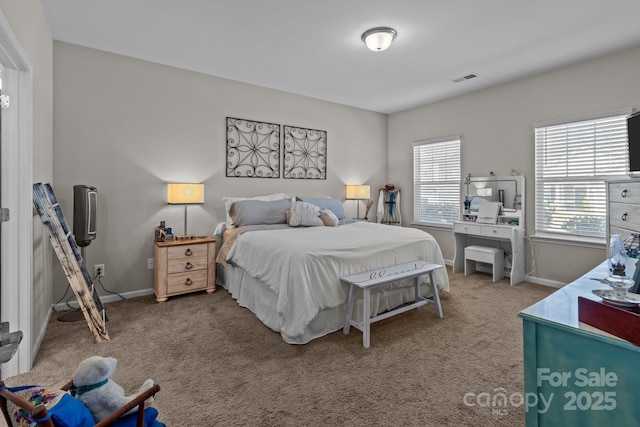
[451,73,478,83]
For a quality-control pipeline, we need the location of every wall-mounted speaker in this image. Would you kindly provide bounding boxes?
[73,184,97,247]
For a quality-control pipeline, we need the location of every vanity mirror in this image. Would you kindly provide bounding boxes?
[463,175,525,228]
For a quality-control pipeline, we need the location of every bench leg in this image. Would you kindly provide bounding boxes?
[363,287,371,348]
[343,282,354,334]
[429,271,443,318]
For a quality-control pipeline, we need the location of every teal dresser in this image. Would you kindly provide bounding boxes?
[519,260,640,426]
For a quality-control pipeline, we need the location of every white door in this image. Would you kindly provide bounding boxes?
[0,12,34,379]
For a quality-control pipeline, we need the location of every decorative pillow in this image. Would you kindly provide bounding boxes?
[223,193,289,223]
[4,385,94,427]
[319,208,339,227]
[229,199,290,227]
[288,201,324,227]
[297,196,346,220]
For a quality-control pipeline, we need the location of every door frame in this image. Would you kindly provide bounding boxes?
[0,9,34,378]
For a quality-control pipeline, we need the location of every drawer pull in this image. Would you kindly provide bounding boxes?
[185,278,193,286]
[185,262,193,270]
[622,189,628,198]
[185,248,193,256]
[622,212,628,222]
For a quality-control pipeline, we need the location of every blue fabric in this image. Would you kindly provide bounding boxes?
[298,196,345,220]
[3,385,94,427]
[3,385,165,427]
[110,407,166,427]
[47,394,95,427]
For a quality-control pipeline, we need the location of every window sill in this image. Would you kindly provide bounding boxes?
[411,222,454,231]
[530,233,605,249]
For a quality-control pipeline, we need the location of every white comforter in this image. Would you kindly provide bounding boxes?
[225,221,449,339]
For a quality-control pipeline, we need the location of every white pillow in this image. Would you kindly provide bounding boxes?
[223,193,289,224]
[288,200,324,227]
[319,208,339,226]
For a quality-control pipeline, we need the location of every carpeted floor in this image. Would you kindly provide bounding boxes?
[4,267,555,426]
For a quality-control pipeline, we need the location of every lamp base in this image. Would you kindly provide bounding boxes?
[175,234,197,241]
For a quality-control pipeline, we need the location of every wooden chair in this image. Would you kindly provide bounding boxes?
[0,380,160,427]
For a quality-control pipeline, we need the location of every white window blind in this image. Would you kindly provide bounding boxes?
[413,137,461,225]
[534,110,631,238]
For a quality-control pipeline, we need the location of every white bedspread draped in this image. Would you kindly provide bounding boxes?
[225,222,448,339]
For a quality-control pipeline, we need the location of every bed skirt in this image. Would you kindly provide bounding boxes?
[218,263,438,344]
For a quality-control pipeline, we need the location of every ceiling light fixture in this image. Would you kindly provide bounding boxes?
[361,27,397,52]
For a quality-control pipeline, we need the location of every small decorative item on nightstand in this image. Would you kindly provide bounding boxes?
[153,236,216,302]
[154,221,166,242]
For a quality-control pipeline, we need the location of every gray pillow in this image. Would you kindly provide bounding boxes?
[229,198,291,226]
[297,196,346,220]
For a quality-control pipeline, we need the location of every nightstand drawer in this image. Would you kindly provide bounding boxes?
[166,270,209,294]
[167,257,207,274]
[167,244,208,260]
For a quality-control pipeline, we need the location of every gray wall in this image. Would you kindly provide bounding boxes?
[52,42,388,302]
[388,45,640,284]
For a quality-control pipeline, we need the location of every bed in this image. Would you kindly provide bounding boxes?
[214,195,449,344]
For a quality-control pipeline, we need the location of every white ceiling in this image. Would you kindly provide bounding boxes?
[40,0,640,114]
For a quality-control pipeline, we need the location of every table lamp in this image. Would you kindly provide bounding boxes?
[345,184,370,219]
[167,183,204,240]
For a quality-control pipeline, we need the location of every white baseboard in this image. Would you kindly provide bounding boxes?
[444,256,564,288]
[523,275,564,288]
[52,288,155,312]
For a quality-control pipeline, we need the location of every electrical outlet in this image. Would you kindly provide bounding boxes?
[147,258,154,270]
[94,264,105,277]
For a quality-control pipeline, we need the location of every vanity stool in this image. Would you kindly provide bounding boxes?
[464,245,504,282]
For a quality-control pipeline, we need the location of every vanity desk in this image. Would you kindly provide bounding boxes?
[452,175,525,285]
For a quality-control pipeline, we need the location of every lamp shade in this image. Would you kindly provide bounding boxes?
[345,185,371,200]
[167,183,204,204]
[361,27,397,52]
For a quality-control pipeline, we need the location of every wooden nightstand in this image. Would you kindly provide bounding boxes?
[153,236,216,302]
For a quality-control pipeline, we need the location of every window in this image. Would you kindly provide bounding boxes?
[413,136,461,226]
[534,109,631,239]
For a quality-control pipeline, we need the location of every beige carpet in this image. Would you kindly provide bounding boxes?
[4,267,554,426]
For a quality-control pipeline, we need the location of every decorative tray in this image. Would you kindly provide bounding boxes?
[578,297,640,346]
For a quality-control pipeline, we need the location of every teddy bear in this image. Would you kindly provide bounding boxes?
[71,355,156,422]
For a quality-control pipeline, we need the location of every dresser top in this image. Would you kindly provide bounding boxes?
[519,258,640,349]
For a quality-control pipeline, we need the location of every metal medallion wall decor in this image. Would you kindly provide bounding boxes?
[283,125,327,179]
[226,117,280,178]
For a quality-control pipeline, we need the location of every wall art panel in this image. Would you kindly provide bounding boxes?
[283,126,327,179]
[226,117,280,178]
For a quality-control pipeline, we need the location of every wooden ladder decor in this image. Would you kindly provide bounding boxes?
[33,183,109,343]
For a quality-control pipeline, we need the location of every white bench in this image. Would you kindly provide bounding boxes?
[341,260,444,348]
